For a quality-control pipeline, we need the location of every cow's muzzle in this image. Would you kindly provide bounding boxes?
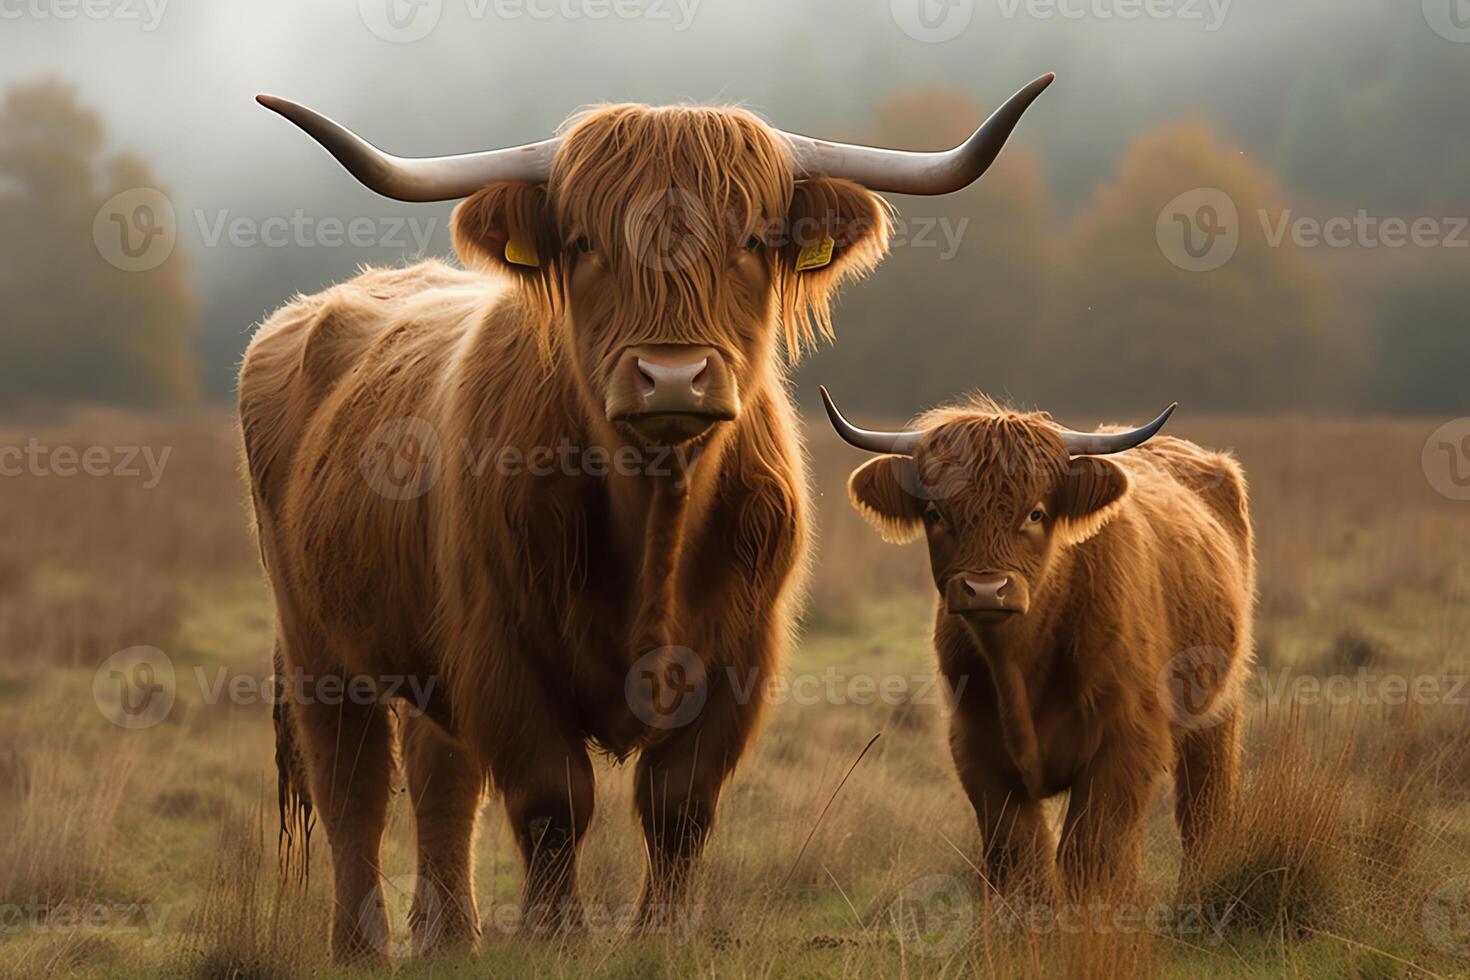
[946,571,1030,619]
[605,344,738,444]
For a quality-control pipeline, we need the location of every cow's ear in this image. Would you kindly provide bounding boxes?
[1054,457,1131,546]
[777,177,892,357]
[848,456,925,544]
[451,182,558,279]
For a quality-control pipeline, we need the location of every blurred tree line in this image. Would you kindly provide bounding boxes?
[0,65,1462,418]
[0,82,196,408]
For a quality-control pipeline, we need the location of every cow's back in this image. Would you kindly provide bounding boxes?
[239,261,505,665]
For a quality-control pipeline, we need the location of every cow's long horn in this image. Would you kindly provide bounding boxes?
[820,386,923,456]
[779,73,1055,195]
[1056,404,1177,456]
[255,95,560,202]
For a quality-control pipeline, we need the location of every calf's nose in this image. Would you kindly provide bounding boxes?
[946,571,1028,617]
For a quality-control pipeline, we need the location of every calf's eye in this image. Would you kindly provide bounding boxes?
[924,506,944,527]
[574,236,593,254]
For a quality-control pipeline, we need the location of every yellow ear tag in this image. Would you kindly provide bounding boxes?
[504,235,539,268]
[795,234,835,272]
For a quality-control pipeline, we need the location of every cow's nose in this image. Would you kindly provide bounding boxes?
[605,344,739,443]
[946,571,1029,617]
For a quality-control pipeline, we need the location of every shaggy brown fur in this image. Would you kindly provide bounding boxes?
[238,104,891,962]
[844,396,1255,897]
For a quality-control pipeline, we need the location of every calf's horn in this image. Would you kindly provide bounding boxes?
[1055,404,1177,456]
[257,73,1053,203]
[822,387,1177,460]
[820,386,923,456]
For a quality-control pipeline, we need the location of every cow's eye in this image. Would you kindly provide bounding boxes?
[924,505,944,527]
[1027,507,1045,524]
[743,234,762,251]
[573,235,593,254]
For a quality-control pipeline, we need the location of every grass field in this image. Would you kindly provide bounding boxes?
[2,409,1470,978]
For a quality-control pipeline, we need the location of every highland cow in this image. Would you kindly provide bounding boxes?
[238,77,1052,961]
[821,389,1254,895]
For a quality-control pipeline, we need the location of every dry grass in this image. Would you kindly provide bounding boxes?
[0,409,1468,977]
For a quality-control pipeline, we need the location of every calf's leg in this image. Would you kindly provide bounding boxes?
[1173,702,1241,884]
[1058,747,1160,900]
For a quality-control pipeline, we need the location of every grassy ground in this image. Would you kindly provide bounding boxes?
[1,409,1469,977]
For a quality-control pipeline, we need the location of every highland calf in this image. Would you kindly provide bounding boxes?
[238,78,1052,961]
[822,389,1254,895]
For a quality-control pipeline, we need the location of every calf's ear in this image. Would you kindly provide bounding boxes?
[1054,456,1131,546]
[848,456,925,544]
[451,182,558,280]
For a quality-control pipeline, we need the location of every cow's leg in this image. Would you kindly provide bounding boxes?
[951,718,1056,896]
[1174,703,1241,884]
[633,675,758,932]
[485,718,595,937]
[403,713,483,954]
[1058,746,1160,899]
[292,680,396,964]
